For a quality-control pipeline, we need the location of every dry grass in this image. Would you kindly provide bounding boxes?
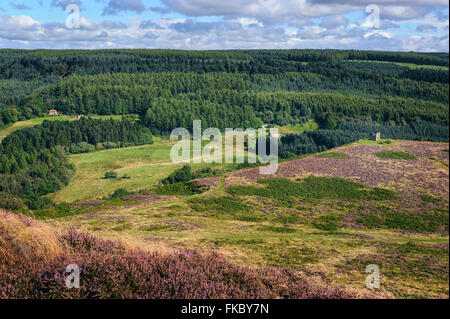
[0,210,64,264]
[1,209,370,299]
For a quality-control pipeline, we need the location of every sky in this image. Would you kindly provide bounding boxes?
[0,0,448,52]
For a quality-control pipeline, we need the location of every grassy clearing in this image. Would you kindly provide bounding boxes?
[346,60,449,71]
[48,139,236,202]
[277,120,318,135]
[258,225,296,233]
[48,140,177,202]
[0,115,125,142]
[188,196,250,215]
[0,116,74,141]
[48,137,251,202]
[357,139,396,146]
[316,152,349,159]
[339,241,449,298]
[375,150,417,160]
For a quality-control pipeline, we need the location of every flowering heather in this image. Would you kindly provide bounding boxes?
[0,211,357,299]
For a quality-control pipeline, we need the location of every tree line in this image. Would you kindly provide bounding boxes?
[4,72,445,133]
[1,49,448,128]
[279,120,449,159]
[0,118,153,210]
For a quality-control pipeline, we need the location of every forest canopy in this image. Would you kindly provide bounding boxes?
[0,49,448,209]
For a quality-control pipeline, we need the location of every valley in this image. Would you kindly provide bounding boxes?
[0,49,448,299]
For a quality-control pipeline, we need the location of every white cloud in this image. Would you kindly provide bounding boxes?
[364,30,392,39]
[156,0,448,23]
[102,0,146,16]
[320,15,349,29]
[0,6,448,52]
[379,5,427,19]
[0,15,42,40]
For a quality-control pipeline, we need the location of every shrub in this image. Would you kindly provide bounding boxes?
[356,214,384,229]
[385,211,447,233]
[104,171,118,179]
[110,188,130,199]
[161,165,193,184]
[375,151,417,160]
[96,142,121,150]
[227,177,396,204]
[69,142,96,154]
[275,214,304,224]
[22,194,54,210]
[316,152,348,158]
[420,195,441,204]
[312,215,342,231]
[154,182,202,196]
[0,192,25,210]
[235,214,263,222]
[31,203,82,220]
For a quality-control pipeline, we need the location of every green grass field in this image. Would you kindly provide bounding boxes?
[0,115,125,142]
[277,120,318,135]
[48,139,177,202]
[347,60,449,71]
[48,138,245,203]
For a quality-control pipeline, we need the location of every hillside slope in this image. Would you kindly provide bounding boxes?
[0,210,368,299]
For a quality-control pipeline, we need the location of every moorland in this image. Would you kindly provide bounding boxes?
[0,49,448,298]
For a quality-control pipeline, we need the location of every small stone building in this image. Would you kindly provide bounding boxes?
[371,132,381,141]
[48,109,58,116]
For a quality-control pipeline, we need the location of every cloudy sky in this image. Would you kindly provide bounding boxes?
[0,0,448,52]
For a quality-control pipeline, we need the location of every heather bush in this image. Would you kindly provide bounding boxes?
[0,213,358,299]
